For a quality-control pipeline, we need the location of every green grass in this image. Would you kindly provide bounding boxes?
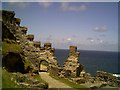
[0,67,2,89]
[49,74,88,90]
[33,74,48,89]
[2,41,23,55]
[2,68,48,89]
[2,69,19,88]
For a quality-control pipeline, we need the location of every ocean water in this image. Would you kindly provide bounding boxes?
[55,49,119,76]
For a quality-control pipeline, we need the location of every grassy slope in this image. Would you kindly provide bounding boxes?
[2,41,22,55]
[49,74,88,90]
[2,68,48,89]
[2,69,19,88]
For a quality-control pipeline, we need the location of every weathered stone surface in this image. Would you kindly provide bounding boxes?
[20,26,28,34]
[71,78,86,84]
[14,18,21,25]
[27,34,34,41]
[2,10,15,23]
[44,42,52,50]
[96,71,117,82]
[95,71,120,87]
[63,46,83,78]
[11,72,48,89]
[34,41,40,48]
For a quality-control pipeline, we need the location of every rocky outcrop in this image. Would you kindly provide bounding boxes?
[95,71,120,87]
[9,72,48,89]
[62,46,83,78]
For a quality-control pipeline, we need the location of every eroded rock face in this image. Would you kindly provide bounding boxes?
[63,46,83,78]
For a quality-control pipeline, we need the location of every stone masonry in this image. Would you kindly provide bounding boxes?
[2,10,60,74]
[63,46,83,78]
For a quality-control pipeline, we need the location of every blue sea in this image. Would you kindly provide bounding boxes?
[55,49,119,76]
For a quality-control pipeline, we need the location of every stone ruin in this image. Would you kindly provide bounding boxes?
[2,10,84,78]
[2,10,120,89]
[27,34,34,41]
[2,10,60,75]
[61,46,83,78]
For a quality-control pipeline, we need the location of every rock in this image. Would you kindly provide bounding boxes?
[63,46,83,78]
[96,71,120,87]
[96,71,117,82]
[27,34,34,41]
[34,41,40,48]
[14,18,21,25]
[44,42,52,50]
[20,26,28,34]
[2,10,15,23]
[72,78,86,84]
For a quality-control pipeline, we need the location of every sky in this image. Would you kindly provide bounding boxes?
[2,2,118,51]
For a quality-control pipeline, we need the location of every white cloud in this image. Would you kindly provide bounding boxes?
[60,2,87,12]
[97,38,104,43]
[90,39,94,42]
[93,26,108,32]
[100,40,103,43]
[38,2,52,8]
[67,38,72,41]
[9,2,30,9]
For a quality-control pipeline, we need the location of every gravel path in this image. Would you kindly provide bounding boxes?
[39,72,72,88]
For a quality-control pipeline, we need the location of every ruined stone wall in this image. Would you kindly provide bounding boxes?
[2,10,60,74]
[62,46,83,78]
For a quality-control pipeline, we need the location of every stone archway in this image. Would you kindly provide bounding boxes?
[39,60,49,72]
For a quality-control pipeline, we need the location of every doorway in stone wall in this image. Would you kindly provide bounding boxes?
[39,60,49,72]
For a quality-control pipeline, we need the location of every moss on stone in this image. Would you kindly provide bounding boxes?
[2,41,23,55]
[24,59,34,72]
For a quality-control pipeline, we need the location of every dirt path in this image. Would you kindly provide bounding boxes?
[39,72,71,88]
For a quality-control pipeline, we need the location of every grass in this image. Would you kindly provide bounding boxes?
[49,74,88,90]
[2,68,48,89]
[2,41,22,55]
[2,68,19,88]
[33,74,48,89]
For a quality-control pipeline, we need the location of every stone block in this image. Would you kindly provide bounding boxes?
[27,34,34,41]
[2,10,15,23]
[44,42,52,50]
[20,26,28,34]
[34,41,40,48]
[14,18,21,25]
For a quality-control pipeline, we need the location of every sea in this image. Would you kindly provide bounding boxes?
[55,49,119,77]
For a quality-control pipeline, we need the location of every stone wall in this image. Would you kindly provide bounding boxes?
[2,10,60,74]
[62,46,83,78]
